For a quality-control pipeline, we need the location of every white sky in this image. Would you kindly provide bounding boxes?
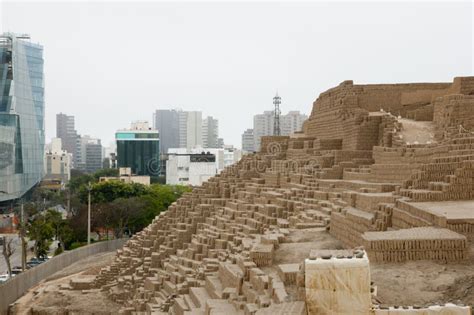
[1,1,473,148]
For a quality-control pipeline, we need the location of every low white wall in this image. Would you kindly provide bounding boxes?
[0,239,125,314]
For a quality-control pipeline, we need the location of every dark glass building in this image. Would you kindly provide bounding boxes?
[116,122,160,177]
[0,33,45,203]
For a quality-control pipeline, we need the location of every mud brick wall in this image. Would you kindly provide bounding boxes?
[313,138,343,150]
[277,264,300,285]
[218,262,244,293]
[357,83,451,113]
[260,136,289,154]
[369,164,420,184]
[405,159,474,202]
[354,193,396,212]
[434,94,474,140]
[447,222,474,240]
[363,227,467,263]
[406,104,434,121]
[330,211,367,248]
[304,80,455,144]
[250,244,274,267]
[451,76,474,95]
[342,169,372,181]
[333,150,373,164]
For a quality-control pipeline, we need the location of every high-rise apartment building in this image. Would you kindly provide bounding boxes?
[202,116,219,148]
[0,33,45,203]
[153,109,180,154]
[253,111,274,151]
[116,121,160,178]
[75,135,102,173]
[282,111,308,136]
[56,113,78,162]
[153,109,222,151]
[178,111,188,148]
[186,111,203,149]
[252,110,307,151]
[85,140,103,174]
[241,128,255,153]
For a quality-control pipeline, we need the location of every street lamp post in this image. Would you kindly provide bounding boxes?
[87,182,92,245]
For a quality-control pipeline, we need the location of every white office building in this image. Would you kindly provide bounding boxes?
[166,146,242,186]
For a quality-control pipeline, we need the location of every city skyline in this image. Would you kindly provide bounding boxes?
[2,1,472,147]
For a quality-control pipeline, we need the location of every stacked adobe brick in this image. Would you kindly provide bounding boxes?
[93,77,474,314]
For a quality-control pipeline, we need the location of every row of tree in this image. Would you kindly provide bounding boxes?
[2,168,191,276]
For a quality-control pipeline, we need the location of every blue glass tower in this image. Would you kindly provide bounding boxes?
[0,33,45,203]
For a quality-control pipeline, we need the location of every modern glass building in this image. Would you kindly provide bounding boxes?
[0,33,45,203]
[116,121,160,178]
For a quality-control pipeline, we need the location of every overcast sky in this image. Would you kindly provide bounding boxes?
[1,1,473,148]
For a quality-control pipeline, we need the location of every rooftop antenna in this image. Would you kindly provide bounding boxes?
[273,92,281,136]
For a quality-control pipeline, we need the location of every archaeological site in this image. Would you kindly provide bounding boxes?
[10,77,474,314]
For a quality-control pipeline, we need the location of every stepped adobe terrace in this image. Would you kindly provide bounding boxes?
[17,77,474,315]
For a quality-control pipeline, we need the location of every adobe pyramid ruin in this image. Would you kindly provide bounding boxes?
[65,77,474,314]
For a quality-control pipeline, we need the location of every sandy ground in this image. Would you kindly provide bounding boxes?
[372,247,474,307]
[398,118,436,144]
[11,252,121,315]
[274,227,345,265]
[10,229,474,313]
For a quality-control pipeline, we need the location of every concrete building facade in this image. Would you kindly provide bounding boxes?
[202,116,219,148]
[75,135,102,173]
[44,138,72,186]
[56,113,78,164]
[85,139,103,174]
[282,110,308,136]
[186,111,203,149]
[166,152,216,186]
[166,146,242,186]
[241,128,255,153]
[99,167,150,186]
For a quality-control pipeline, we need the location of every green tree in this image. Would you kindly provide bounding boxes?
[108,197,145,238]
[127,195,161,233]
[45,209,73,252]
[149,184,191,207]
[28,215,54,259]
[68,170,94,193]
[79,181,150,204]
